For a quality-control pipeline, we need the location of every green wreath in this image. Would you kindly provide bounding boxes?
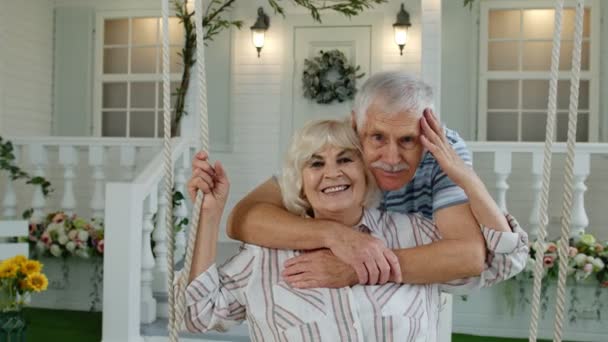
[302,49,365,104]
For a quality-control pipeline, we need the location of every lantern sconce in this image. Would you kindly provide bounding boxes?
[393,3,411,56]
[250,7,270,58]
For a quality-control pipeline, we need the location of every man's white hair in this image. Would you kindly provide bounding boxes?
[352,71,435,127]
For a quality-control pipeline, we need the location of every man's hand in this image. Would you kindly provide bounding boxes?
[324,227,402,285]
[420,109,473,187]
[282,249,358,288]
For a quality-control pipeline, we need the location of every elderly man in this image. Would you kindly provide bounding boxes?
[197,71,512,287]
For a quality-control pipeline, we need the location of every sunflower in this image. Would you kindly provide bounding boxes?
[0,262,19,278]
[9,255,27,267]
[22,260,43,275]
[25,273,48,292]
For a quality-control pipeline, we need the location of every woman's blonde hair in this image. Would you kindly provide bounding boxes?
[279,119,380,217]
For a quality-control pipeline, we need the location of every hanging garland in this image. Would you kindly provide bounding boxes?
[302,49,364,104]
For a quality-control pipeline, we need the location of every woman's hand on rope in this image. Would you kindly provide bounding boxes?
[188,151,230,218]
[419,109,474,187]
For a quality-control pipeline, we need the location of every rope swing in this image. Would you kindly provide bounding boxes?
[528,0,586,341]
[162,0,209,340]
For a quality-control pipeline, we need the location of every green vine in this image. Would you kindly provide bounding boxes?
[0,136,53,218]
[170,0,386,131]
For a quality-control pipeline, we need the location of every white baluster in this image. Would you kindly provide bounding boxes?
[28,144,48,222]
[571,152,590,238]
[173,151,190,264]
[59,146,78,216]
[153,178,169,318]
[2,145,19,219]
[141,191,158,324]
[120,146,137,181]
[89,146,106,220]
[529,152,544,241]
[494,151,512,213]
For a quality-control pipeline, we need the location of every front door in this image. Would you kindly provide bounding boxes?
[291,26,372,132]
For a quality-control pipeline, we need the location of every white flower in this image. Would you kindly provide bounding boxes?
[591,258,605,272]
[47,223,64,234]
[50,244,62,257]
[66,241,76,253]
[36,241,47,253]
[525,257,535,272]
[574,253,587,267]
[68,230,78,240]
[58,234,69,245]
[75,248,90,259]
[77,230,89,242]
[575,269,590,281]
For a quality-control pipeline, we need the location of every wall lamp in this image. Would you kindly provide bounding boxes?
[250,7,270,58]
[393,3,411,56]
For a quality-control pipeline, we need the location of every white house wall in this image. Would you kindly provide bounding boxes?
[0,0,54,136]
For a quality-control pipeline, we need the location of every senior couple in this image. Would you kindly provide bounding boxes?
[182,71,529,341]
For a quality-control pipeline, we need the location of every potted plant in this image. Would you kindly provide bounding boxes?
[0,255,48,341]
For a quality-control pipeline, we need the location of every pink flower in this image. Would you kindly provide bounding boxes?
[601,281,608,288]
[96,240,104,254]
[52,212,66,223]
[583,263,593,273]
[569,247,578,258]
[546,243,558,253]
[543,255,555,268]
[595,244,605,253]
[40,232,52,246]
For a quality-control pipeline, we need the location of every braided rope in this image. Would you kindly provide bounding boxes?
[552,1,585,341]
[528,1,564,340]
[172,0,210,338]
[160,0,178,341]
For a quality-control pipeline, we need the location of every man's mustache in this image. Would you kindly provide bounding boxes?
[370,161,410,172]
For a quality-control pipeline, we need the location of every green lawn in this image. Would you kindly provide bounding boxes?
[23,308,101,342]
[22,308,557,342]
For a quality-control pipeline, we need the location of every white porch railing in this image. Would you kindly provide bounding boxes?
[468,142,608,241]
[0,137,162,222]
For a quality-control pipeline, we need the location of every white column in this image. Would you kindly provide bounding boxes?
[570,152,590,237]
[59,146,78,216]
[529,152,544,241]
[2,145,19,219]
[421,0,442,114]
[141,191,157,324]
[102,183,144,342]
[494,151,512,213]
[89,146,106,220]
[28,144,48,222]
[153,178,169,318]
[173,151,190,263]
[120,146,137,181]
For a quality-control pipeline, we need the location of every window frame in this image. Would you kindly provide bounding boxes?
[477,0,601,142]
[94,10,184,138]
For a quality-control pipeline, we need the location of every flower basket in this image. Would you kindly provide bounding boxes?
[0,310,26,342]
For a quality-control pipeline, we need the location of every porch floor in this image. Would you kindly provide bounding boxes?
[24,308,566,342]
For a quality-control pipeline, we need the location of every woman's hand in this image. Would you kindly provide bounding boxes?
[188,151,230,219]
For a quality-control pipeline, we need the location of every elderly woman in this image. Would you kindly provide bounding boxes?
[184,119,528,341]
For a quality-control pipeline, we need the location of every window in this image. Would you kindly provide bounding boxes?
[99,16,183,138]
[478,1,598,142]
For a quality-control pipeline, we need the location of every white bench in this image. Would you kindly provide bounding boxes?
[0,220,29,260]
